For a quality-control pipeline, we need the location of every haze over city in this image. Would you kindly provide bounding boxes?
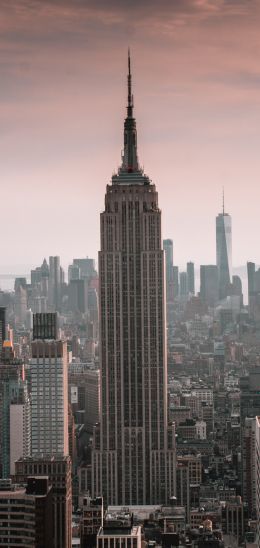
[1,0,260,272]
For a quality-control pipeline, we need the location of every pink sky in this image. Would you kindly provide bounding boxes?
[1,0,260,273]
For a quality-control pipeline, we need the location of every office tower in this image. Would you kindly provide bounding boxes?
[0,477,53,547]
[15,455,72,548]
[14,279,27,326]
[247,262,255,314]
[49,256,61,311]
[173,266,179,300]
[216,195,232,300]
[68,278,88,314]
[0,307,5,356]
[200,265,219,307]
[179,271,188,298]
[68,263,81,282]
[92,53,176,505]
[33,311,58,340]
[0,348,25,478]
[187,262,195,295]
[163,239,174,303]
[72,257,96,279]
[9,379,31,475]
[69,363,100,432]
[31,313,68,456]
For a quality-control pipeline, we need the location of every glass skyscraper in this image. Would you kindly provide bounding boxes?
[216,201,232,300]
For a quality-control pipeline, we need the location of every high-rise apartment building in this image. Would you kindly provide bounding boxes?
[92,53,176,505]
[31,313,68,456]
[216,198,232,300]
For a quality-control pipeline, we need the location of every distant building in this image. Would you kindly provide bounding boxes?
[200,265,219,307]
[163,239,174,303]
[0,307,5,356]
[180,271,188,299]
[216,200,232,300]
[49,256,62,311]
[187,261,195,295]
[173,266,179,300]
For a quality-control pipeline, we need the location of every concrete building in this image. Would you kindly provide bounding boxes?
[92,52,176,505]
[80,495,103,548]
[0,476,53,548]
[15,455,72,548]
[97,509,141,548]
[9,380,31,475]
[68,362,100,432]
[31,313,68,456]
[242,416,260,528]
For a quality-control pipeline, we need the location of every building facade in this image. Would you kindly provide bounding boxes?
[31,314,68,456]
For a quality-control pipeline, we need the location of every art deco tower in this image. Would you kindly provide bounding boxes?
[216,192,232,300]
[92,53,176,505]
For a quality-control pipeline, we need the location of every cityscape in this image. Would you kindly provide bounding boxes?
[1,2,260,548]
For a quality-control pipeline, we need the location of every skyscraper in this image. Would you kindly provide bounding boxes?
[92,53,176,505]
[0,307,6,357]
[216,193,232,300]
[200,265,219,307]
[31,313,68,456]
[163,239,174,303]
[187,262,195,295]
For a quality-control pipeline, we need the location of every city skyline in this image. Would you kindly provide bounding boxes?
[1,0,260,270]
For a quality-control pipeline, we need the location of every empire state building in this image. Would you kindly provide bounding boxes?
[92,53,176,505]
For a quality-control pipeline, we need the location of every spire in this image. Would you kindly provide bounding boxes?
[127,48,133,118]
[222,187,225,215]
[121,50,139,173]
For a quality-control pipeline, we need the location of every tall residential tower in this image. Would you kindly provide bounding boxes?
[92,53,176,505]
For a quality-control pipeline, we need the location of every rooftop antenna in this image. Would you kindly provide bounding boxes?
[222,187,225,215]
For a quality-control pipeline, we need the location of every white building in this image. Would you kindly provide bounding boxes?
[31,337,68,456]
[10,381,31,475]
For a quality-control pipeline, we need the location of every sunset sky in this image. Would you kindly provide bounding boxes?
[1,0,260,274]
